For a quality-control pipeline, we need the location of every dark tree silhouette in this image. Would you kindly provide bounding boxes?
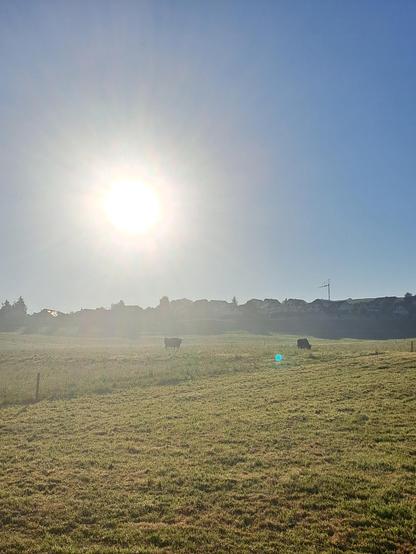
[159,296,170,310]
[13,296,27,315]
[0,297,27,330]
[1,300,11,313]
[111,300,125,311]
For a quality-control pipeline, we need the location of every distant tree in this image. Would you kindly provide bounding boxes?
[111,300,125,311]
[232,296,238,307]
[0,301,11,330]
[404,292,413,298]
[159,296,170,310]
[13,296,27,315]
[0,297,27,330]
[1,300,11,313]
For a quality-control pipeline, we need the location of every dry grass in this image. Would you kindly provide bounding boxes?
[0,333,415,553]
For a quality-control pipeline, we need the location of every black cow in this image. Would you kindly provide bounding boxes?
[164,337,182,350]
[297,338,311,350]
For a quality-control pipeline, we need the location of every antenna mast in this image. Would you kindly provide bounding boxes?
[319,279,331,301]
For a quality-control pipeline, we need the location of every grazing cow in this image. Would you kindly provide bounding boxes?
[164,337,182,350]
[297,338,311,350]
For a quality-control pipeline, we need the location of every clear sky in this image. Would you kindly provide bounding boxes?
[1,0,416,312]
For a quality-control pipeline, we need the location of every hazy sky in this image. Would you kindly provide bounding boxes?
[1,0,416,312]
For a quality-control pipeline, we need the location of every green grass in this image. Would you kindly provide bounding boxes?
[0,333,415,553]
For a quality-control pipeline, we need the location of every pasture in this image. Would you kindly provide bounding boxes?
[0,333,415,553]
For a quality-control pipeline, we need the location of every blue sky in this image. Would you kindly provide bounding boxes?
[1,0,416,312]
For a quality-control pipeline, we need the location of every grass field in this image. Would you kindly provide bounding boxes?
[0,333,415,553]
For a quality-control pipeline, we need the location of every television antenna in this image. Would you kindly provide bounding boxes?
[319,279,331,301]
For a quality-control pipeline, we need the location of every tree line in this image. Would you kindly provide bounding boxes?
[1,294,416,339]
[0,297,27,331]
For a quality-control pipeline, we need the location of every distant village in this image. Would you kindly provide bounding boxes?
[1,293,416,339]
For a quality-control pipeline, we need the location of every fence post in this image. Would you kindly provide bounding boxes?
[35,372,40,402]
[411,341,414,353]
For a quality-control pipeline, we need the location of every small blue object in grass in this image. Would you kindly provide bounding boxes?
[274,354,284,362]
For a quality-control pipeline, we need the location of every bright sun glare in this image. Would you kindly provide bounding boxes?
[103,181,161,235]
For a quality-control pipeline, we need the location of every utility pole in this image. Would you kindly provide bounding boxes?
[319,279,331,301]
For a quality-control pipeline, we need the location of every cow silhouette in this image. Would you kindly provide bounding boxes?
[297,338,311,349]
[164,337,182,350]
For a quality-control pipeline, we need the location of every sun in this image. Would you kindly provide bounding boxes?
[103,181,161,235]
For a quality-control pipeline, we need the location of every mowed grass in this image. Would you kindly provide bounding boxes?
[0,334,415,553]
